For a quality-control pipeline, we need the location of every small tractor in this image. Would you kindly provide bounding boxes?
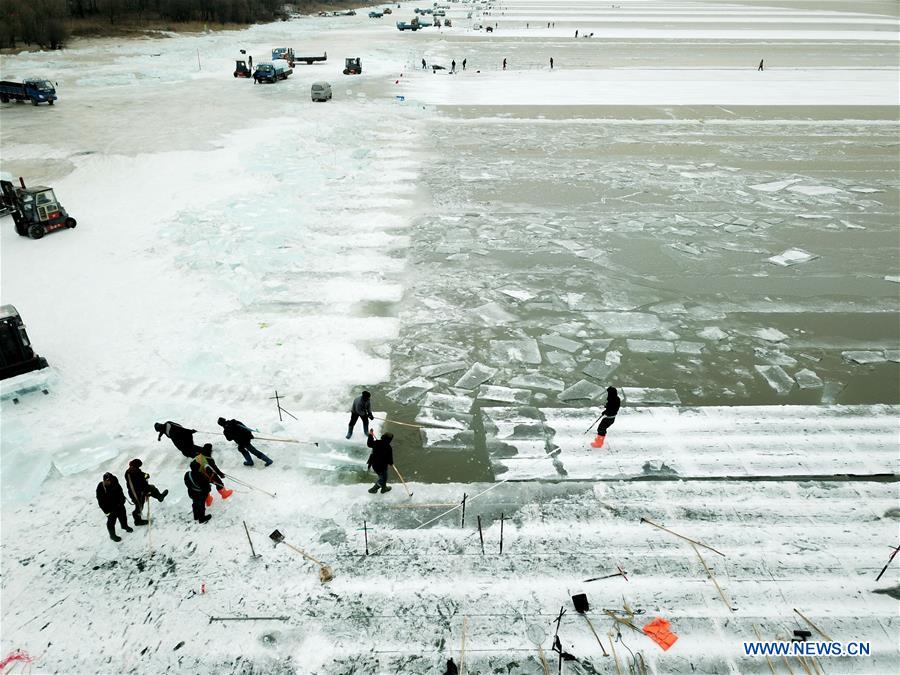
[1,177,77,240]
[0,305,49,381]
[343,57,362,75]
[234,59,252,78]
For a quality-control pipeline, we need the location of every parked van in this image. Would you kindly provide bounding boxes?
[311,81,332,102]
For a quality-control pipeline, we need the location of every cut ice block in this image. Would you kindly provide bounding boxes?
[884,350,900,363]
[787,184,840,196]
[842,351,886,365]
[558,379,605,402]
[421,391,474,413]
[768,249,819,267]
[470,301,517,324]
[510,373,566,391]
[387,377,435,404]
[540,334,582,353]
[582,361,618,381]
[698,327,728,341]
[421,361,467,377]
[753,328,789,343]
[478,385,531,404]
[498,288,535,302]
[622,387,682,404]
[416,408,473,430]
[51,435,120,476]
[675,341,704,355]
[753,348,797,367]
[420,428,475,450]
[749,178,802,193]
[454,363,498,389]
[754,365,795,395]
[489,339,542,364]
[584,312,661,336]
[626,339,674,354]
[794,369,823,389]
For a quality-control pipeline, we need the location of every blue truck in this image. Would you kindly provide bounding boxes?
[0,79,57,106]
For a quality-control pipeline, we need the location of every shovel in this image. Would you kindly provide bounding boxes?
[269,529,334,582]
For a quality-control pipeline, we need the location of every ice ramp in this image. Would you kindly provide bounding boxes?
[50,434,121,477]
[486,404,900,481]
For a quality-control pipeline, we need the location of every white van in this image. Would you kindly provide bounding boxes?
[311,81,332,102]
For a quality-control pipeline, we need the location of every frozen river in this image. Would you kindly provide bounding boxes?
[1,0,898,673]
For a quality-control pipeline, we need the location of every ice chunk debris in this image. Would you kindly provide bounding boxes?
[584,312,661,336]
[842,351,886,365]
[540,334,582,353]
[787,185,841,196]
[454,362,498,389]
[626,339,674,354]
[509,373,566,391]
[768,248,819,267]
[582,361,618,381]
[421,391,474,413]
[749,178,802,193]
[558,379,605,402]
[753,328,789,343]
[489,339,542,364]
[478,385,531,404]
[421,361,467,377]
[698,327,728,341]
[470,302,517,324]
[754,365,795,395]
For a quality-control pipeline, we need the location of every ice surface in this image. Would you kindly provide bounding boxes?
[795,368,824,389]
[754,365,796,394]
[539,334,582,353]
[626,339,675,353]
[558,379,606,402]
[420,361,468,377]
[477,385,532,404]
[488,338,542,364]
[387,377,435,404]
[454,362,498,389]
[768,248,819,267]
[509,373,566,391]
[420,391,474,413]
[51,435,120,476]
[842,350,886,364]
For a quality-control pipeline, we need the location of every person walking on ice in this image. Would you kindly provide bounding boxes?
[346,390,374,438]
[96,473,133,542]
[218,417,273,467]
[502,58,507,70]
[184,460,212,523]
[758,59,764,71]
[462,58,467,71]
[125,459,168,525]
[591,386,622,448]
[550,57,554,69]
[195,444,234,504]
[422,58,427,70]
[366,430,394,494]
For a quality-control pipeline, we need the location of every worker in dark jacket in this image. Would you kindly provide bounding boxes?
[125,459,168,525]
[366,430,394,493]
[195,444,233,504]
[591,386,622,448]
[346,390,374,439]
[184,460,212,523]
[154,420,200,458]
[218,417,273,467]
[96,473,133,541]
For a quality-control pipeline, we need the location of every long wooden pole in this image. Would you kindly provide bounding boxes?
[640,517,725,557]
[692,544,734,611]
[752,624,776,675]
[793,608,832,641]
[392,465,413,497]
[243,520,258,558]
[459,616,468,675]
[373,416,428,429]
[608,634,622,675]
[581,615,608,656]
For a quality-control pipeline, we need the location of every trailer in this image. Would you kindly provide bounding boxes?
[295,52,327,65]
[0,79,57,106]
[253,60,293,83]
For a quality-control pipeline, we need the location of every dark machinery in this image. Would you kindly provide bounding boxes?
[1,177,76,240]
[234,59,252,78]
[0,305,49,381]
[343,57,362,75]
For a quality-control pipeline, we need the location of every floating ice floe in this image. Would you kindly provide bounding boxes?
[421,361,468,377]
[626,339,674,354]
[884,350,900,363]
[884,276,900,284]
[584,312,661,336]
[768,248,819,267]
[478,385,531,404]
[842,350,886,365]
[454,362,498,389]
[489,338,542,364]
[387,377,435,404]
[470,301,517,324]
[794,368,824,389]
[675,341,704,355]
[754,365,795,395]
[749,178,803,193]
[558,379,606,402]
[753,327,789,343]
[415,408,473,430]
[582,361,618,380]
[754,348,797,367]
[420,428,474,451]
[698,327,729,341]
[622,387,681,404]
[670,242,703,256]
[509,373,566,391]
[498,288,535,302]
[787,184,841,196]
[540,334,582,353]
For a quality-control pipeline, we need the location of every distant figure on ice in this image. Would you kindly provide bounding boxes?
[758,59,764,71]
[591,386,622,448]
[184,460,212,523]
[218,417,273,467]
[125,459,168,526]
[155,420,200,458]
[366,430,394,494]
[550,57,554,69]
[502,58,507,70]
[575,29,578,38]
[96,473,133,542]
[195,444,234,502]
[346,390,374,438]
[462,58,467,71]
[422,58,427,70]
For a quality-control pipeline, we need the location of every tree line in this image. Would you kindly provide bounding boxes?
[0,0,349,50]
